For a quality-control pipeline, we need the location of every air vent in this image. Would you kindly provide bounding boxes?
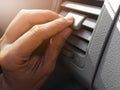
[61,1,101,16]
[60,1,102,56]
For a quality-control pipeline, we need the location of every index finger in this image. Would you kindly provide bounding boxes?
[4,10,61,43]
[12,16,74,57]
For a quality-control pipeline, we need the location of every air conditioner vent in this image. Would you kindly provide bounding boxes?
[60,1,102,56]
[61,1,102,19]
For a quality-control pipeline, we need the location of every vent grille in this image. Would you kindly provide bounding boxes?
[60,1,102,56]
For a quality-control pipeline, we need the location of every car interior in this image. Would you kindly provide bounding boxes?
[0,0,120,90]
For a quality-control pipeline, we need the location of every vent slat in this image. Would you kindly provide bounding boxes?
[67,35,88,52]
[73,29,92,41]
[83,18,96,29]
[64,44,86,55]
[61,1,101,16]
[60,11,96,29]
[60,1,102,55]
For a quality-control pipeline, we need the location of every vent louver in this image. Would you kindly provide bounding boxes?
[60,1,102,56]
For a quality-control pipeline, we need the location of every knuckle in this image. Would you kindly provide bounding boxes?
[19,9,28,15]
[18,9,29,19]
[60,17,68,23]
[30,25,41,34]
[32,25,40,31]
[45,10,53,14]
[44,10,60,18]
[30,25,45,39]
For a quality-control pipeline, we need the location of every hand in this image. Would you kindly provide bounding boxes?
[0,10,73,90]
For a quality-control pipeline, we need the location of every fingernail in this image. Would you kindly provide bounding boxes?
[64,16,74,23]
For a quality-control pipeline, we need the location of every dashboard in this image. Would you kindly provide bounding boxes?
[57,0,120,90]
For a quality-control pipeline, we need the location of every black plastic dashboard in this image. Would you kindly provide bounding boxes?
[58,0,120,90]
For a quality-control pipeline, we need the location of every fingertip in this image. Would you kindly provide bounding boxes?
[58,14,63,18]
[64,16,74,24]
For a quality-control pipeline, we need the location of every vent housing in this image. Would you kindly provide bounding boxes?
[59,0,105,89]
[60,1,102,56]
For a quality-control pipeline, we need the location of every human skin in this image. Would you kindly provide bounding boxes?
[0,10,73,90]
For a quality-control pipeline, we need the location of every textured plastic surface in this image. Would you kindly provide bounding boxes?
[94,14,120,90]
[93,0,120,90]
[62,6,113,88]
[88,5,113,67]
[59,0,109,89]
